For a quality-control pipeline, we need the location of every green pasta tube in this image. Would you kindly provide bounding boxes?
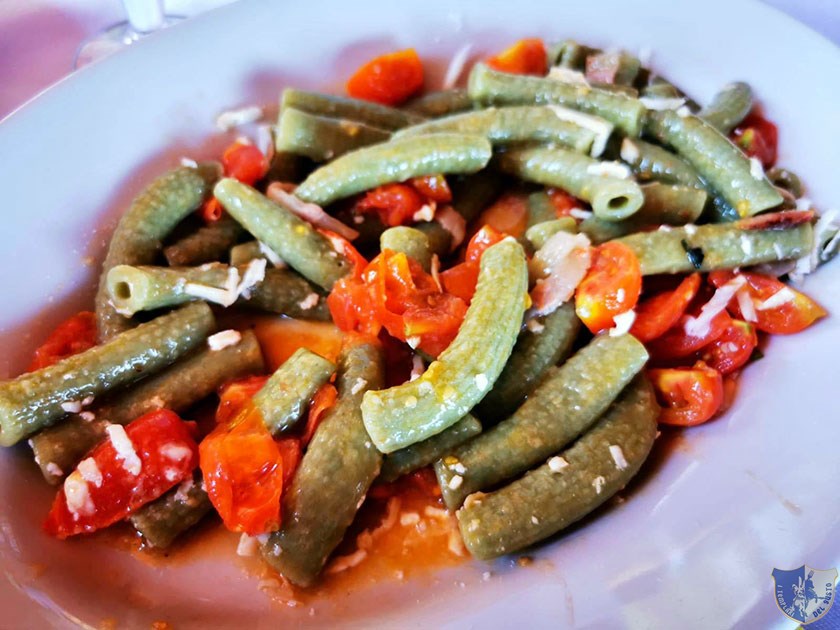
[261,341,384,587]
[766,167,804,198]
[129,473,213,549]
[214,179,352,290]
[275,108,391,162]
[163,218,245,267]
[498,146,644,221]
[29,329,263,484]
[252,348,335,435]
[436,333,648,509]
[281,88,424,130]
[361,239,528,453]
[619,137,704,187]
[641,81,683,99]
[476,303,581,424]
[294,133,493,207]
[394,106,596,154]
[525,218,578,251]
[549,40,598,69]
[229,240,268,266]
[380,226,433,271]
[526,191,560,229]
[457,374,658,560]
[414,221,454,256]
[379,414,482,483]
[242,269,330,321]
[264,150,311,184]
[617,220,813,274]
[95,164,220,341]
[468,63,645,136]
[698,82,752,135]
[644,110,783,216]
[404,89,474,117]
[0,302,214,447]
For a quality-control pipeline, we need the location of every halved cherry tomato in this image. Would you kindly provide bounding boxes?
[730,111,778,168]
[216,375,270,425]
[346,49,424,106]
[301,382,338,447]
[574,242,642,334]
[486,38,547,76]
[547,188,582,217]
[318,228,368,277]
[28,311,97,371]
[474,193,529,238]
[328,249,468,357]
[275,438,301,490]
[647,309,732,361]
[649,362,724,427]
[222,141,268,186]
[410,175,452,203]
[44,409,198,538]
[200,402,287,535]
[630,274,701,342]
[699,319,758,375]
[356,183,426,227]
[708,271,826,334]
[440,226,508,302]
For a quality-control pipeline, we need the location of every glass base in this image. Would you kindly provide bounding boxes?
[74,16,184,69]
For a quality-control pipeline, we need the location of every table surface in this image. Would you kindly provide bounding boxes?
[1,0,838,121]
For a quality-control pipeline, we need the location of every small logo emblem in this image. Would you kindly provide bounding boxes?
[772,565,837,624]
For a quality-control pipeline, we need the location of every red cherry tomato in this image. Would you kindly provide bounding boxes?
[301,382,338,447]
[547,188,583,217]
[486,38,547,76]
[699,319,758,375]
[356,183,426,227]
[44,409,198,538]
[28,311,97,371]
[222,141,268,186]
[649,362,724,427]
[347,49,424,106]
[730,112,778,168]
[647,309,732,361]
[574,242,642,334]
[410,175,452,203]
[630,274,701,343]
[440,226,508,303]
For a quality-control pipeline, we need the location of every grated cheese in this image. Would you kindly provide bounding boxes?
[237,533,259,557]
[64,471,95,518]
[448,475,463,490]
[215,105,263,131]
[749,157,765,181]
[547,66,589,86]
[298,292,320,311]
[258,241,286,268]
[569,208,593,220]
[207,329,242,351]
[548,456,569,473]
[526,317,545,334]
[409,355,425,382]
[639,96,686,111]
[756,286,796,310]
[474,373,488,391]
[326,550,367,574]
[592,475,606,494]
[795,197,813,211]
[61,400,82,413]
[406,336,421,349]
[546,105,612,157]
[609,445,628,470]
[174,478,195,503]
[676,106,691,118]
[46,462,63,477]
[450,461,467,474]
[412,203,436,222]
[684,224,697,236]
[79,411,95,422]
[424,506,449,520]
[442,44,473,89]
[736,288,758,322]
[236,258,267,300]
[531,515,540,525]
[161,443,192,462]
[106,424,142,476]
[619,138,640,164]
[77,457,103,487]
[350,378,367,395]
[740,234,753,255]
[684,275,746,338]
[400,512,420,526]
[586,161,631,179]
[609,310,636,337]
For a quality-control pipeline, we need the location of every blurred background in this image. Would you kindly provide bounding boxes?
[1,0,838,120]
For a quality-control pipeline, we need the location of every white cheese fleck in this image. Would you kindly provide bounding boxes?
[418,381,434,395]
[474,373,489,391]
[525,318,545,334]
[740,234,754,255]
[442,43,473,90]
[592,475,606,494]
[298,292,320,311]
[736,288,758,322]
[106,424,142,476]
[424,506,450,520]
[79,411,95,422]
[258,241,286,268]
[81,396,94,407]
[609,310,636,337]
[326,550,367,574]
[412,203,436,222]
[547,66,589,85]
[164,468,179,482]
[639,96,686,111]
[658,225,673,232]
[403,395,418,409]
[46,462,63,477]
[448,475,464,490]
[548,456,569,473]
[748,157,765,181]
[406,336,421,349]
[684,224,697,236]
[756,286,796,310]
[609,445,628,470]
[61,400,82,413]
[215,105,263,131]
[450,462,467,474]
[616,288,625,302]
[795,197,813,211]
[64,471,95,518]
[585,161,631,179]
[350,378,367,396]
[531,515,540,525]
[409,355,425,381]
[684,275,746,338]
[149,395,166,409]
[676,106,691,118]
[179,157,198,168]
[569,208,593,220]
[160,443,192,462]
[237,533,260,557]
[619,138,640,164]
[207,329,242,351]
[400,512,420,526]
[448,529,466,557]
[236,258,267,300]
[77,457,103,487]
[174,478,195,503]
[546,104,612,157]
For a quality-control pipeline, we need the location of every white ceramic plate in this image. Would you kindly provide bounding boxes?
[1,0,839,627]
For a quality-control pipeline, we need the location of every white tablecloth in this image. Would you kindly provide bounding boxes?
[1,0,838,120]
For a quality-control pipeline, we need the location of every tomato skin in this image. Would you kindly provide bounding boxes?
[475,193,529,239]
[44,409,198,538]
[356,183,426,227]
[440,226,507,302]
[708,271,827,334]
[301,383,337,447]
[649,362,724,427]
[699,319,758,375]
[216,376,270,425]
[547,188,582,217]
[648,309,732,361]
[410,175,452,203]
[28,311,97,371]
[346,49,424,106]
[631,274,701,343]
[486,38,547,76]
[574,242,642,334]
[222,141,268,186]
[730,112,778,168]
